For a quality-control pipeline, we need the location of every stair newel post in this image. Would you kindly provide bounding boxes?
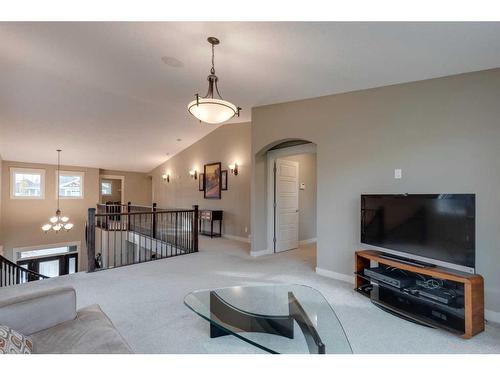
[193,205,199,253]
[175,211,178,255]
[152,203,157,239]
[127,201,131,231]
[105,202,109,230]
[87,208,96,273]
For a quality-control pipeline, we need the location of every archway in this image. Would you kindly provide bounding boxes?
[251,139,317,267]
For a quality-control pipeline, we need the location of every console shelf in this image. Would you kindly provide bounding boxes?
[355,250,484,338]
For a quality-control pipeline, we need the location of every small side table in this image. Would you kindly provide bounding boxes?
[199,210,223,238]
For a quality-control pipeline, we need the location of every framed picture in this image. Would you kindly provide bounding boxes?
[204,162,221,199]
[199,173,205,191]
[221,170,228,191]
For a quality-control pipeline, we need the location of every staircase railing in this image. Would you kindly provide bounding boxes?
[0,254,49,288]
[87,204,199,272]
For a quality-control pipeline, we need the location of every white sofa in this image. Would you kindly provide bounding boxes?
[0,287,132,354]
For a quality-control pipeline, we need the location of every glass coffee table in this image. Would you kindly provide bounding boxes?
[184,284,352,354]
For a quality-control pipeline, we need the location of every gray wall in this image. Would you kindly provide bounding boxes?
[150,122,251,239]
[0,154,2,254]
[99,169,152,206]
[282,154,317,241]
[0,161,153,270]
[100,178,122,203]
[0,160,100,270]
[251,68,500,314]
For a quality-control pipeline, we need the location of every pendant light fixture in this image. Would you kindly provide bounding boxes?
[42,150,74,233]
[187,37,241,124]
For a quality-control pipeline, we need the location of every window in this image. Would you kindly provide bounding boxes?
[10,168,45,199]
[57,171,84,198]
[101,181,112,195]
[19,246,77,259]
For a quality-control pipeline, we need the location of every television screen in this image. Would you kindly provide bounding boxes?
[361,194,475,269]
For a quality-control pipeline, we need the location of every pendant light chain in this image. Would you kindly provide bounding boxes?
[211,42,215,75]
[42,149,73,233]
[57,149,61,212]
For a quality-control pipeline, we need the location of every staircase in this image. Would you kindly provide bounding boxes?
[0,254,49,287]
[86,203,199,272]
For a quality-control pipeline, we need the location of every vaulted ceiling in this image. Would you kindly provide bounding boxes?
[1,22,499,171]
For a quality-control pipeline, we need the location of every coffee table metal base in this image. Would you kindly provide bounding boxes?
[209,291,325,354]
[210,291,294,339]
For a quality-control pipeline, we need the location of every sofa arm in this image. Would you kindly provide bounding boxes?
[0,287,77,335]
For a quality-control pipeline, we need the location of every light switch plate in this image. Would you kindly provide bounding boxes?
[394,169,402,179]
[300,183,306,190]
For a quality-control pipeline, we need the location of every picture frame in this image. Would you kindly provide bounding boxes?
[221,170,228,191]
[204,162,221,199]
[198,173,205,191]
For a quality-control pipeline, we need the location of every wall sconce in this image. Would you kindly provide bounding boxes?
[162,173,170,183]
[189,169,198,180]
[228,162,239,176]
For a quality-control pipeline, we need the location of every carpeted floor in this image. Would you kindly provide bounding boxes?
[2,237,500,354]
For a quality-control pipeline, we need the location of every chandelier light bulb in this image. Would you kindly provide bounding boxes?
[42,224,52,232]
[50,216,58,223]
[61,216,69,223]
[53,224,62,231]
[64,223,74,230]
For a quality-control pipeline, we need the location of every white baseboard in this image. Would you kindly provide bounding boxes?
[250,249,274,257]
[485,309,500,324]
[222,234,251,243]
[315,267,354,284]
[299,237,317,246]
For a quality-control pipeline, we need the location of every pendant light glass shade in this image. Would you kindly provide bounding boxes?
[188,37,240,124]
[187,97,238,124]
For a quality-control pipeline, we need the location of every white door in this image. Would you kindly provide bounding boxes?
[274,159,299,252]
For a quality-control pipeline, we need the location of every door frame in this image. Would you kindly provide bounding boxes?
[17,253,78,276]
[100,174,125,203]
[14,240,81,273]
[266,143,317,253]
[13,241,81,261]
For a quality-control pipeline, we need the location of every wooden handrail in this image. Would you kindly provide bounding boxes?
[0,255,49,279]
[1,254,49,288]
[95,209,195,217]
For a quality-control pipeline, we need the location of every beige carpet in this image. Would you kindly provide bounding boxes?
[1,237,500,354]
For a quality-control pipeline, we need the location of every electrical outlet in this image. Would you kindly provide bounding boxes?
[244,227,248,233]
[394,169,402,179]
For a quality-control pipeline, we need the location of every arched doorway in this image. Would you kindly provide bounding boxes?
[251,139,317,267]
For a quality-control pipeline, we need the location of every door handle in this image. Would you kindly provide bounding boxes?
[295,209,299,212]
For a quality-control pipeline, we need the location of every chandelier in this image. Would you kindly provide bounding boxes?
[42,149,74,233]
[187,37,241,124]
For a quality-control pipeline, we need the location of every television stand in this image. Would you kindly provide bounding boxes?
[379,253,436,268]
[355,250,484,338]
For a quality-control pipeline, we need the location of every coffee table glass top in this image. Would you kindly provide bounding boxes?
[184,284,352,354]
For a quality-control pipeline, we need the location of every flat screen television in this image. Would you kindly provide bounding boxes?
[361,194,475,273]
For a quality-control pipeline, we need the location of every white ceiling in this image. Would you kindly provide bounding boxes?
[1,22,499,172]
